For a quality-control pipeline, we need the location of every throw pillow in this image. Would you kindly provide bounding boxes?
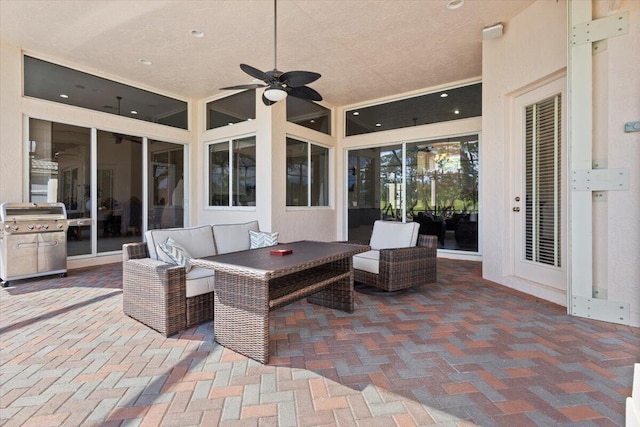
[156,244,174,264]
[159,237,193,273]
[249,230,279,249]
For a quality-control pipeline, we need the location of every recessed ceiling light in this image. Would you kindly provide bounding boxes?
[247,118,253,121]
[352,111,360,116]
[228,122,234,126]
[375,123,382,127]
[310,119,315,123]
[440,93,448,98]
[191,29,205,38]
[138,58,152,66]
[130,110,138,115]
[446,0,464,10]
[454,109,460,114]
[59,94,69,98]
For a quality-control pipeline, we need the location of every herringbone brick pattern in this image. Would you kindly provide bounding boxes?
[0,259,638,426]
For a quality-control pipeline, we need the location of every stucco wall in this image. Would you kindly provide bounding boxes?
[483,0,639,326]
[481,0,567,304]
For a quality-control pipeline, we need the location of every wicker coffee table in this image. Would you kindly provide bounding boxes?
[190,240,369,363]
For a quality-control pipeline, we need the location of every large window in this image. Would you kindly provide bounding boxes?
[286,138,329,207]
[286,97,331,135]
[207,136,256,207]
[345,83,481,136]
[24,56,188,129]
[347,134,479,252]
[206,90,256,130]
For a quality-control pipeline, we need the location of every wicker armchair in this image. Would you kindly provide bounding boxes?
[353,221,437,293]
[122,242,214,337]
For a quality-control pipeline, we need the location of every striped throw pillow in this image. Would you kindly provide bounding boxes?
[158,237,192,273]
[249,230,279,249]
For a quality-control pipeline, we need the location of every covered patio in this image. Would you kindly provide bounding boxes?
[1,260,637,426]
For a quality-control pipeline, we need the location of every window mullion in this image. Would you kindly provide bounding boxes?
[228,140,233,207]
[307,142,312,207]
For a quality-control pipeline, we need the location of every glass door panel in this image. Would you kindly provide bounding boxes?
[96,130,142,253]
[148,141,185,230]
[347,145,402,241]
[28,119,92,256]
[406,135,479,251]
[379,145,404,222]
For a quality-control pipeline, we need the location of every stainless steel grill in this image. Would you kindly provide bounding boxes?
[0,202,68,287]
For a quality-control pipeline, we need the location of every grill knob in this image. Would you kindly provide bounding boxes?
[42,224,49,230]
[27,224,34,230]
[9,225,19,232]
[56,223,63,229]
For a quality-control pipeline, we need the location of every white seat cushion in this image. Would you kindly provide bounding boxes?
[353,250,380,274]
[212,220,259,254]
[369,221,419,250]
[185,267,215,298]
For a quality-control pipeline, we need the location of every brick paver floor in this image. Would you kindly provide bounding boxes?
[0,259,638,426]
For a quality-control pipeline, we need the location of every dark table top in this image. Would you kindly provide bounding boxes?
[191,240,369,279]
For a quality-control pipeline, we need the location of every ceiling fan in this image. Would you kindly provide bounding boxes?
[220,0,322,106]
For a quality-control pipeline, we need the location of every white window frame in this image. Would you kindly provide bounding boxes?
[285,135,332,209]
[204,134,257,210]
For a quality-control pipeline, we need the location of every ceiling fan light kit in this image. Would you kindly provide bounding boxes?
[220,0,322,106]
[263,85,288,102]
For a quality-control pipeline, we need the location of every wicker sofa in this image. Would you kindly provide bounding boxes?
[353,220,437,293]
[122,221,260,336]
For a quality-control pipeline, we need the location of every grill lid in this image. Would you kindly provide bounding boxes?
[0,202,67,222]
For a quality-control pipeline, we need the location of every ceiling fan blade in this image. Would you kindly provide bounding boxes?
[287,85,323,102]
[240,64,270,82]
[262,93,276,106]
[279,70,321,88]
[220,83,266,90]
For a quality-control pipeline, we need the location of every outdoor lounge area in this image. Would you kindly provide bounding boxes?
[1,260,638,426]
[1,0,639,425]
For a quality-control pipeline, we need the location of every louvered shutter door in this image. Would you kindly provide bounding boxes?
[525,94,561,267]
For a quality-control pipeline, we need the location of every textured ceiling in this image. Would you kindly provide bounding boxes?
[0,0,534,107]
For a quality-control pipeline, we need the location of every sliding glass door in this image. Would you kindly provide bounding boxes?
[347,134,479,252]
[27,118,187,258]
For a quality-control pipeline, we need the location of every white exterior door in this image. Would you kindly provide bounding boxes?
[512,78,567,292]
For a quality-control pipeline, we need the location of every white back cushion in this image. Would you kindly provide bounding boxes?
[369,220,420,250]
[212,220,260,254]
[145,225,216,260]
